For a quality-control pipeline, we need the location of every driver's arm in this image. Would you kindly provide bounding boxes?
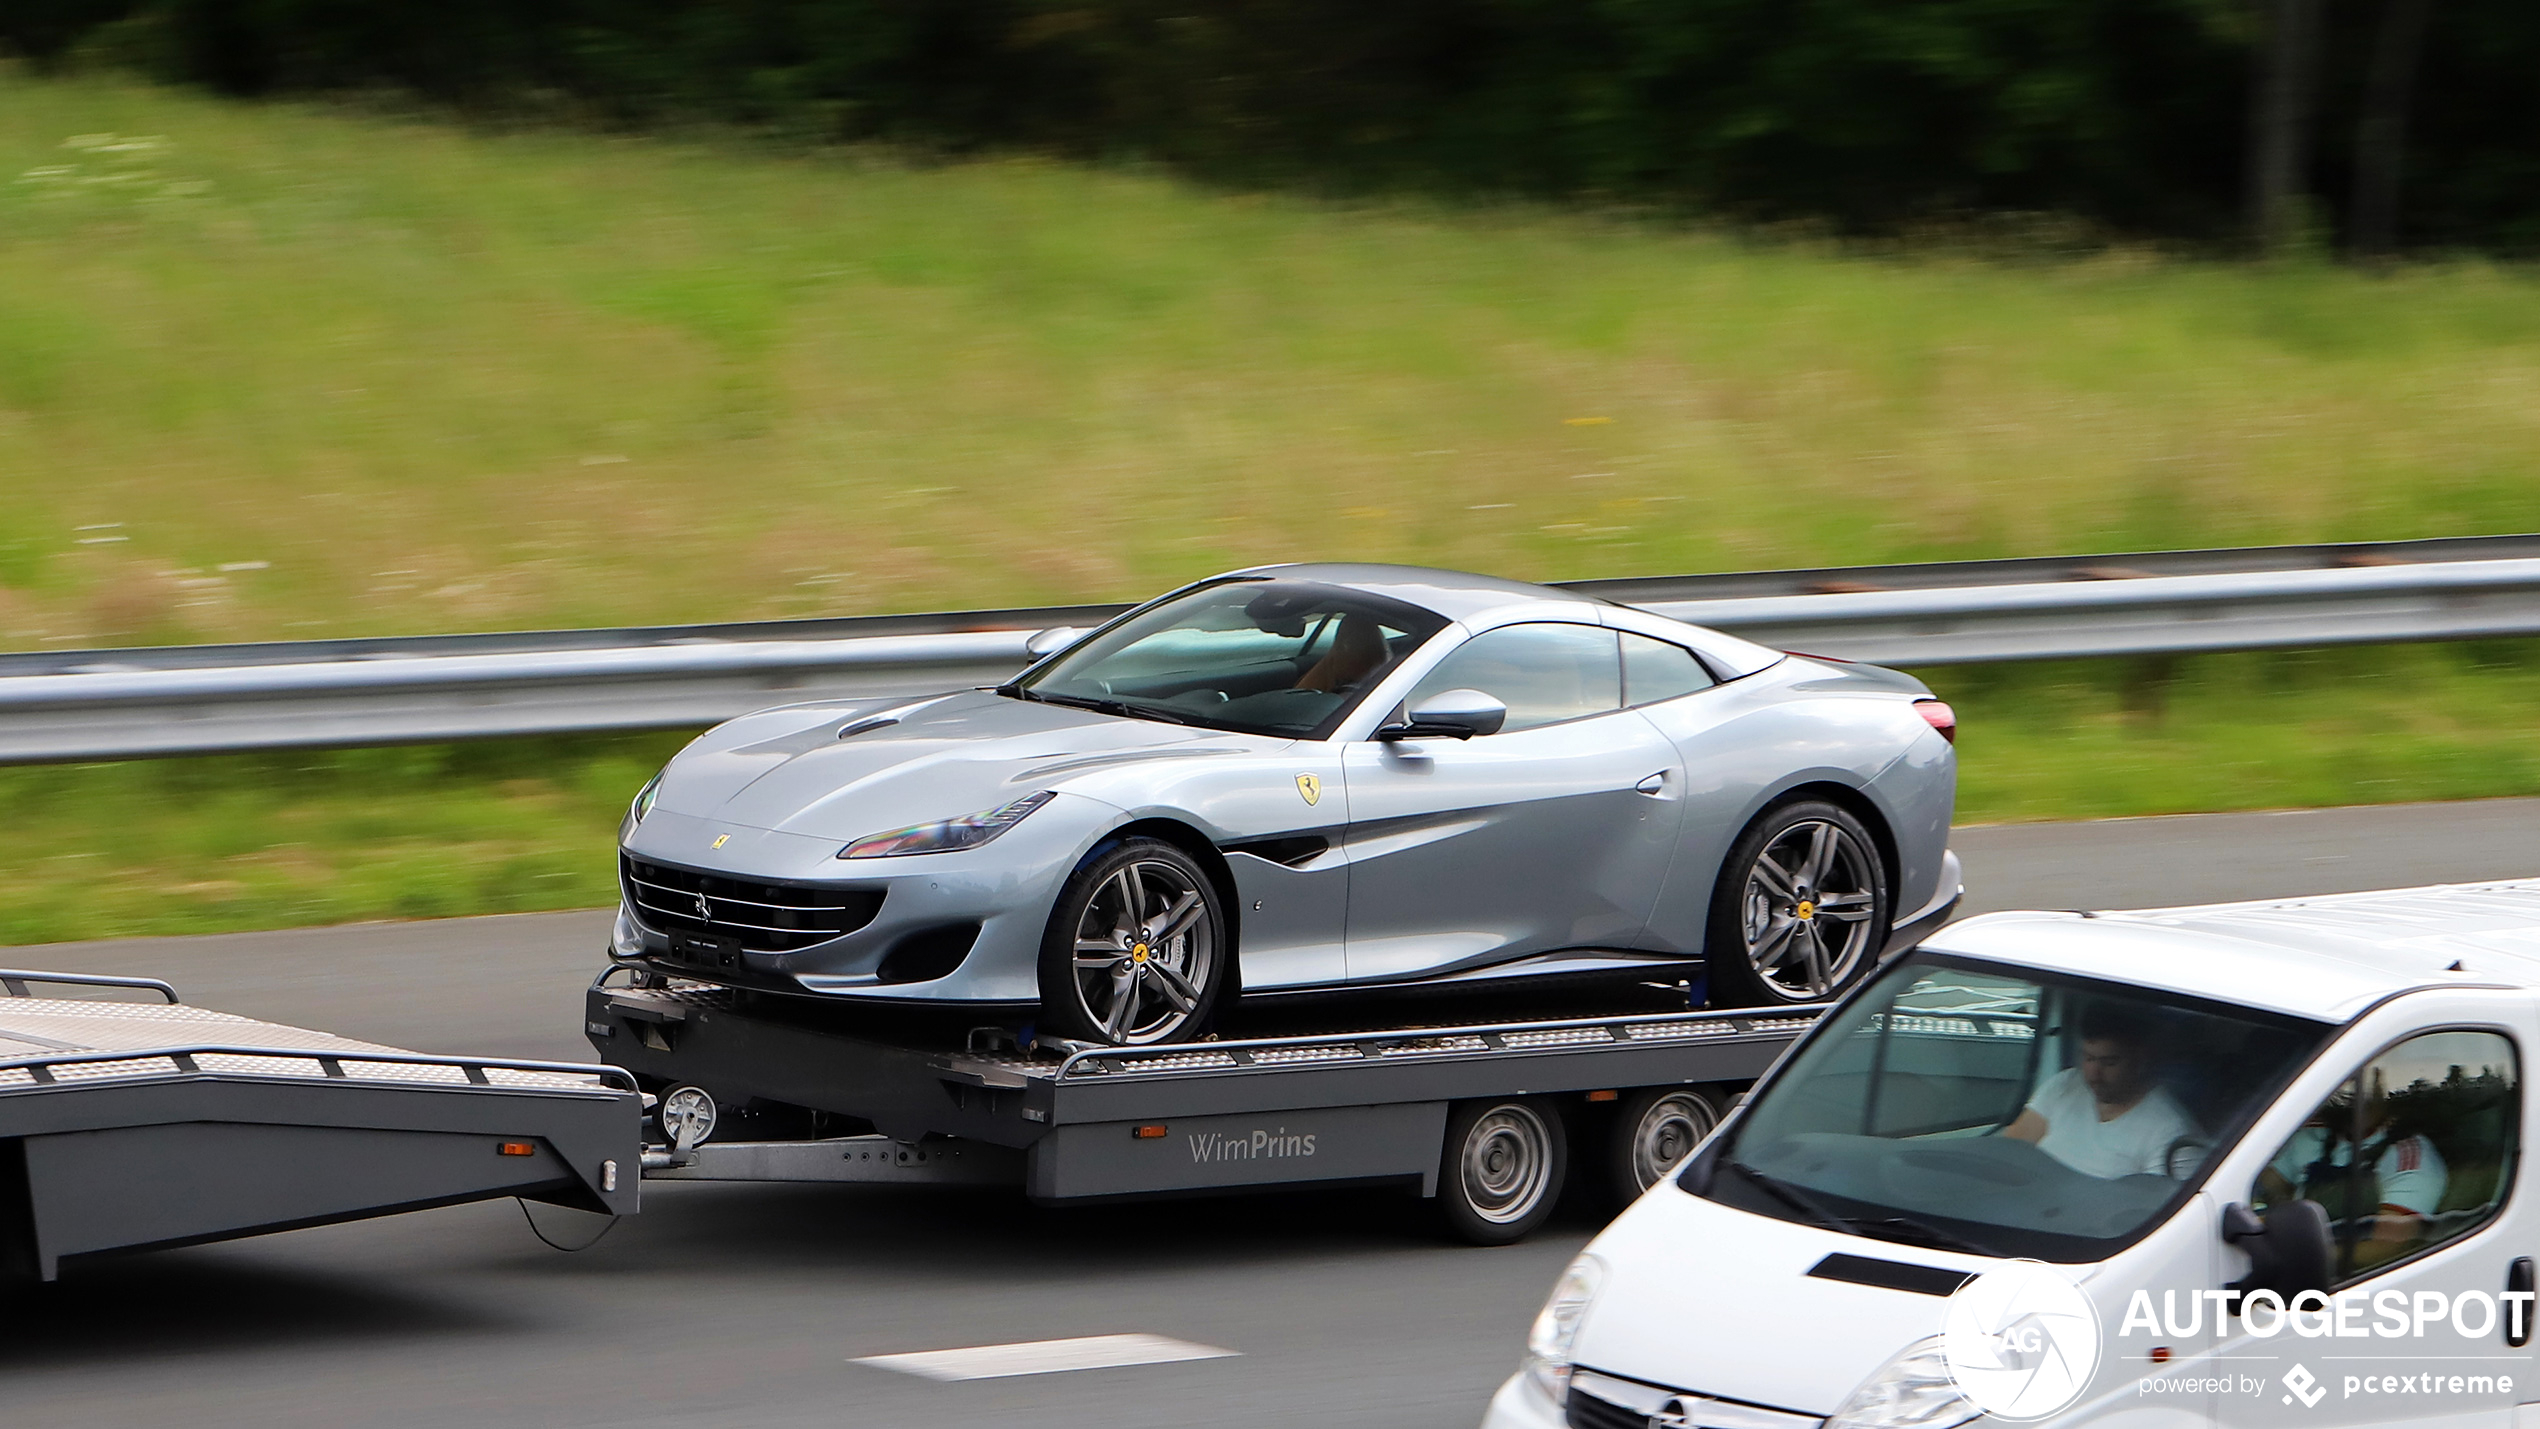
[2000,1108,2046,1143]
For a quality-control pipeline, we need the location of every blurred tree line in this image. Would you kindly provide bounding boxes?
[8,0,2538,252]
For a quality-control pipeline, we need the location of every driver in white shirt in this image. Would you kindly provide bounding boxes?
[2003,1003,2201,1179]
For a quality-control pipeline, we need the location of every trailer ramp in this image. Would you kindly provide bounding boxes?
[1,971,641,1281]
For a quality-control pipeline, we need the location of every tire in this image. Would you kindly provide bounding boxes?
[1435,1098,1567,1245]
[1707,800,1889,1007]
[1606,1086,1722,1206]
[1038,837,1228,1046]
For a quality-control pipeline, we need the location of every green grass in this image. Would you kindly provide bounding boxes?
[3,643,2533,947]
[0,73,2537,944]
[3,73,2540,650]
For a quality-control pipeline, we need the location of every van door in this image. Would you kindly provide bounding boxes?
[2209,994,2531,1429]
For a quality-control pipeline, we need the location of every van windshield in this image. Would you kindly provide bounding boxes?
[1697,951,2332,1262]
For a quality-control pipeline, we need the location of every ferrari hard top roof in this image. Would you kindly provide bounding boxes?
[1226,562,1608,623]
[1217,562,1787,678]
[1924,880,2540,1023]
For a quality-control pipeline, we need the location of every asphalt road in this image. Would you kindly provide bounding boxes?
[8,798,2539,1428]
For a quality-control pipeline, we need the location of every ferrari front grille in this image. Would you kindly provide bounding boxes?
[621,855,884,953]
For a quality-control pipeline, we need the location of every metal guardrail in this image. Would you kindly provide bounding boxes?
[1,535,2533,763]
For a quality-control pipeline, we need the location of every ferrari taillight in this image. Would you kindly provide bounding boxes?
[1915,698,1957,744]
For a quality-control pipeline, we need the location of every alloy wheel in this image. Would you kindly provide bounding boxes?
[1739,818,1877,1000]
[1069,857,1217,1045]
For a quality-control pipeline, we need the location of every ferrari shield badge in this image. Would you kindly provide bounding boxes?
[1294,773,1321,806]
[711,833,732,849]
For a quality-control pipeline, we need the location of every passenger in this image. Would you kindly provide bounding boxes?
[2002,1003,2200,1178]
[1295,612,1387,693]
[2260,1068,2447,1263]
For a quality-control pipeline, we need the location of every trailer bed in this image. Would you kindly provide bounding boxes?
[588,969,1820,1211]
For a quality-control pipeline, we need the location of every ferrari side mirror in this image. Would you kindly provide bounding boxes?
[1024,626,1085,659]
[1379,689,1508,741]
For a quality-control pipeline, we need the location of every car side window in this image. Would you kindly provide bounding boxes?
[1620,632,1714,707]
[1403,623,1622,734]
[2250,1029,2519,1283]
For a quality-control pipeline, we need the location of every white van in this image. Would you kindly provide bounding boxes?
[1484,882,2540,1429]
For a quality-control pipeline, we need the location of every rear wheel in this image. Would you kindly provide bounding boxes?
[1606,1086,1721,1206]
[1435,1098,1566,1245]
[1038,838,1228,1046]
[1707,800,1888,1007]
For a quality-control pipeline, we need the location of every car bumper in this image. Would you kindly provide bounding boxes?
[1881,846,1961,957]
[612,796,1112,1004]
[1482,1372,1567,1429]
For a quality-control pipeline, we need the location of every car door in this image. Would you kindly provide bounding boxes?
[2211,1001,2531,1429]
[1338,622,1686,983]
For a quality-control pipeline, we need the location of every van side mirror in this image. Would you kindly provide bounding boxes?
[2224,1199,2334,1300]
[1377,689,1507,741]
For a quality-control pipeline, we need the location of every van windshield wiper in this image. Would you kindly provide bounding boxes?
[1724,1161,1999,1258]
[1722,1161,1851,1234]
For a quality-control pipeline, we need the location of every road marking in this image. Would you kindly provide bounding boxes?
[852,1333,1239,1381]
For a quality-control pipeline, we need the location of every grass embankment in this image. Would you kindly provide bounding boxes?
[0,74,2535,943]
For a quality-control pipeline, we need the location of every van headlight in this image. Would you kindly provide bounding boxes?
[1823,1337,1979,1428]
[1523,1253,1606,1403]
[838,791,1055,859]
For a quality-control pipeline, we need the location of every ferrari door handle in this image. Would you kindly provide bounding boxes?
[1634,773,1667,795]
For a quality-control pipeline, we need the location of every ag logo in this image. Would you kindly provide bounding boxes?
[1295,773,1321,806]
[1941,1259,2101,1421]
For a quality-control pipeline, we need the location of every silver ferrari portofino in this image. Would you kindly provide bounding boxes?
[612,565,1960,1044]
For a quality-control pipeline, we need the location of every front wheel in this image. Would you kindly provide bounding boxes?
[1037,838,1228,1046]
[1435,1098,1567,1245]
[1706,800,1888,1007]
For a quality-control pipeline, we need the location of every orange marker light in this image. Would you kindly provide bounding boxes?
[1131,1125,1168,1140]
[1585,1089,1619,1103]
[497,1141,537,1157]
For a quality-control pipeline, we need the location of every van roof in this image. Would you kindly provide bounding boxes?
[1921,880,2540,1023]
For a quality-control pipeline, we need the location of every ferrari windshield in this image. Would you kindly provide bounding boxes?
[1699,952,2330,1261]
[1015,580,1449,738]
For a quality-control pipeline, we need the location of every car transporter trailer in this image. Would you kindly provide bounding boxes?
[586,967,1828,1242]
[0,969,641,1282]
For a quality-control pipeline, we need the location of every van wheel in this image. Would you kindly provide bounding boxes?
[1607,1086,1721,1206]
[1436,1098,1566,1245]
[1707,800,1888,1007]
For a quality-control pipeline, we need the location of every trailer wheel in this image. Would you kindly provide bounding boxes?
[657,1084,718,1150]
[1436,1098,1565,1245]
[1607,1086,1721,1205]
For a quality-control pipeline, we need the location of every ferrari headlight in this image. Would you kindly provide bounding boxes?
[1823,1337,1980,1429]
[839,791,1055,859]
[1522,1253,1606,1403]
[631,770,663,824]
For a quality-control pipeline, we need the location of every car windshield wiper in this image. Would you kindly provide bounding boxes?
[1723,1161,2000,1258]
[993,682,1045,702]
[1032,692,1192,726]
